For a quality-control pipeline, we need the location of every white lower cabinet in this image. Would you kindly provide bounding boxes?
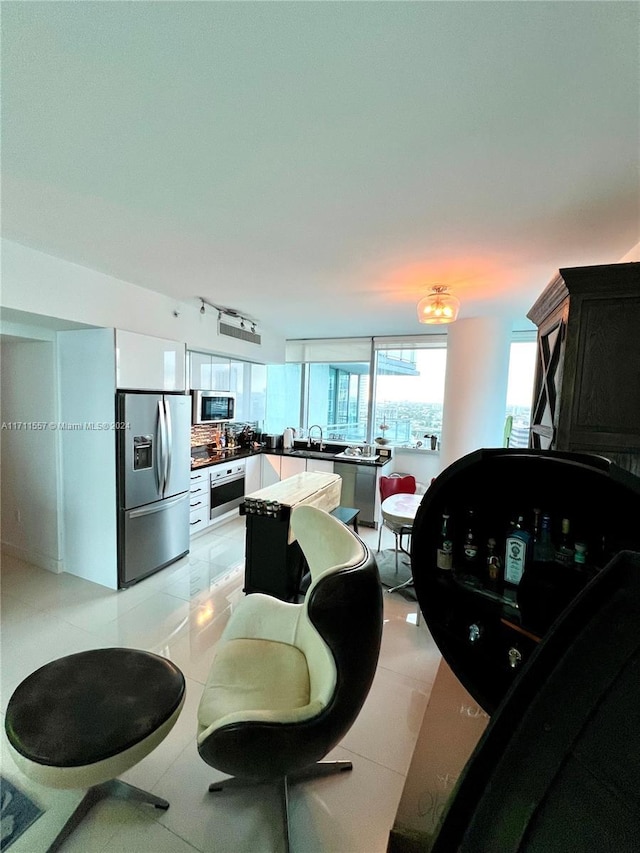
[245,455,262,495]
[260,454,335,490]
[261,454,281,489]
[189,470,210,536]
[280,456,306,480]
[306,459,334,475]
[190,454,337,534]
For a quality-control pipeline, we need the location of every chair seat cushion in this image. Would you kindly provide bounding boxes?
[198,638,311,729]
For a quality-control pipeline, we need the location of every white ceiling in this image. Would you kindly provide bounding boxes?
[2,1,638,339]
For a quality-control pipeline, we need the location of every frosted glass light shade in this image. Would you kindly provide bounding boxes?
[417,287,460,324]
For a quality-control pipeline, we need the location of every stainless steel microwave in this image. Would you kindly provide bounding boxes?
[192,391,236,424]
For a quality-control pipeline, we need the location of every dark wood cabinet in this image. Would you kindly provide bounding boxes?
[528,262,640,476]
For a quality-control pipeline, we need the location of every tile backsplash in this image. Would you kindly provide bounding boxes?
[191,423,223,447]
[191,422,260,447]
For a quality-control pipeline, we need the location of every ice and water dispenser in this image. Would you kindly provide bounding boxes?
[133,435,153,470]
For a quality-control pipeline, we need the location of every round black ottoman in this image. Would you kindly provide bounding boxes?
[5,648,185,853]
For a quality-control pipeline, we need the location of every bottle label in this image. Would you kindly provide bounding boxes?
[574,543,587,565]
[437,541,453,570]
[464,543,479,561]
[555,546,574,567]
[504,536,526,585]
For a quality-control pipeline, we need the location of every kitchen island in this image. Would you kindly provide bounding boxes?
[242,471,342,600]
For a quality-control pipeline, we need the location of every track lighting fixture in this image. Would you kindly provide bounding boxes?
[197,297,259,335]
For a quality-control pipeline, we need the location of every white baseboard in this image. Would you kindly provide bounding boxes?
[1,541,64,574]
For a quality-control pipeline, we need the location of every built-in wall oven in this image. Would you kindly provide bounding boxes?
[210,460,246,519]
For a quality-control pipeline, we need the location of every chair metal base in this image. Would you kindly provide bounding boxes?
[386,576,421,626]
[208,760,353,853]
[46,778,169,853]
[378,524,412,574]
[387,575,414,594]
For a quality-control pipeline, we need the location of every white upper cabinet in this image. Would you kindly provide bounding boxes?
[189,352,233,391]
[210,355,231,390]
[188,353,266,426]
[116,330,186,391]
[189,351,213,390]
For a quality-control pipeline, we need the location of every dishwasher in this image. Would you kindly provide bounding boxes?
[334,462,377,527]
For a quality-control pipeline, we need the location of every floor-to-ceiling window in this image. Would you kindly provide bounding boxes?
[373,341,447,447]
[263,334,534,448]
[308,362,370,441]
[505,336,537,448]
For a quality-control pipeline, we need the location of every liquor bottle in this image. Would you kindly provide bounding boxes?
[462,509,479,566]
[436,511,453,571]
[573,541,588,568]
[532,508,541,546]
[485,537,502,589]
[533,513,555,562]
[504,515,530,586]
[555,518,575,566]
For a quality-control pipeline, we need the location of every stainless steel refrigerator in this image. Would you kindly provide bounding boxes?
[116,392,191,587]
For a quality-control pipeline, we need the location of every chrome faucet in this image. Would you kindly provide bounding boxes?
[307,424,324,451]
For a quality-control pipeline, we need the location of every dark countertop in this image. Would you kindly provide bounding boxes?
[190,446,262,470]
[190,444,391,471]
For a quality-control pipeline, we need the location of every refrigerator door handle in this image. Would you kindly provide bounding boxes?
[129,494,187,519]
[158,399,168,495]
[164,398,173,491]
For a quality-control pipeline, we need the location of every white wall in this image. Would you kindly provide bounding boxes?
[0,338,63,571]
[619,241,640,262]
[390,449,441,489]
[1,239,286,363]
[58,329,118,588]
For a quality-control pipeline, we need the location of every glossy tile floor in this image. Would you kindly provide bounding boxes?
[1,518,442,853]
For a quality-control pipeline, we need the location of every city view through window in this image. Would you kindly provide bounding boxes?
[374,348,446,447]
[264,341,536,449]
[374,342,536,449]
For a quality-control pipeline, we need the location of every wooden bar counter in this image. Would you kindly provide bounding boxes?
[241,472,342,600]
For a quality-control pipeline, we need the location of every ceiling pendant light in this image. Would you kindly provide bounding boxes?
[416,285,460,325]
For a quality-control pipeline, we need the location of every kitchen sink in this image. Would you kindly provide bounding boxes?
[287,449,335,460]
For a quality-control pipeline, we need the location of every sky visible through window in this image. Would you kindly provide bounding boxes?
[376,343,536,406]
[375,342,536,447]
[376,349,446,403]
